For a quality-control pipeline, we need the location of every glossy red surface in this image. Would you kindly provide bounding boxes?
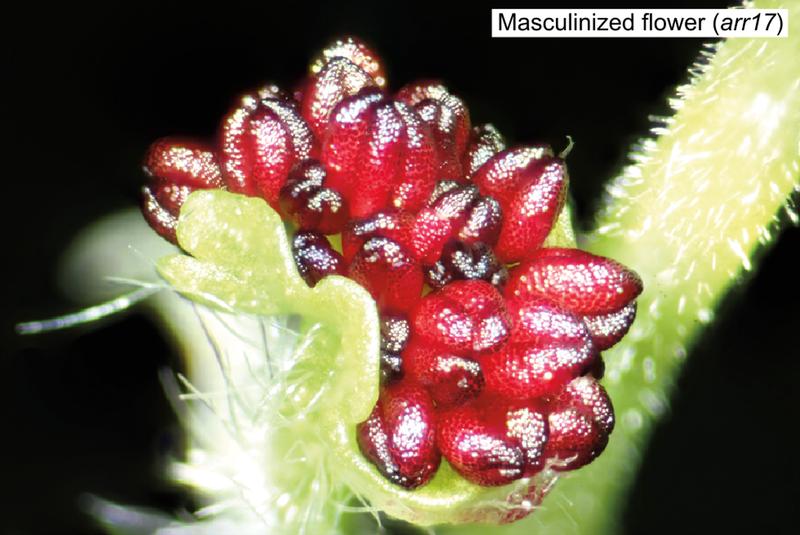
[140,35,642,492]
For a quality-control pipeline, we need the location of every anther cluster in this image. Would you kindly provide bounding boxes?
[140,37,642,493]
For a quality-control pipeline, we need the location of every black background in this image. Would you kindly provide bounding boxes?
[3,1,799,534]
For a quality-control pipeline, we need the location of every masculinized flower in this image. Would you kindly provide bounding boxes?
[141,36,642,525]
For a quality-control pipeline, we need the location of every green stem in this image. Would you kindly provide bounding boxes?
[460,2,799,533]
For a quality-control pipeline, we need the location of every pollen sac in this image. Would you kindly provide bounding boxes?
[484,297,595,399]
[437,404,524,486]
[473,148,568,263]
[141,138,223,243]
[492,400,549,476]
[463,124,506,178]
[544,376,614,471]
[342,211,417,263]
[506,248,644,316]
[381,314,411,353]
[144,138,224,189]
[347,236,424,314]
[410,184,503,267]
[424,241,509,290]
[428,185,503,246]
[310,36,387,88]
[506,296,594,349]
[404,340,484,406]
[472,146,554,205]
[357,382,440,489]
[412,280,510,354]
[380,314,411,382]
[481,338,595,401]
[301,57,378,137]
[279,160,348,234]
[583,301,638,350]
[291,231,345,287]
[321,90,438,219]
[397,80,471,181]
[141,185,183,244]
[220,95,316,208]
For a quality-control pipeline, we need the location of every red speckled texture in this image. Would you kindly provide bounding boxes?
[348,237,423,314]
[310,37,387,89]
[507,248,643,316]
[357,382,440,489]
[141,138,223,243]
[291,231,345,287]
[583,301,638,350]
[463,124,507,178]
[301,57,377,137]
[437,404,524,486]
[220,96,315,207]
[404,340,484,406]
[140,36,642,501]
[279,160,348,234]
[413,280,510,354]
[543,376,614,471]
[397,80,471,181]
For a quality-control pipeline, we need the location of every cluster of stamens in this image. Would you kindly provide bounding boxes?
[141,37,642,493]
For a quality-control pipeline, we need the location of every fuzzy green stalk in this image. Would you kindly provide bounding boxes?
[454,2,800,534]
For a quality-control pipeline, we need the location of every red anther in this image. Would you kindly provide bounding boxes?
[144,138,224,189]
[436,404,524,487]
[427,184,503,248]
[310,36,387,88]
[472,146,554,206]
[412,280,510,354]
[544,376,614,471]
[463,124,507,178]
[494,157,568,263]
[301,57,378,137]
[291,231,345,287]
[322,89,384,199]
[403,340,484,406]
[506,248,644,316]
[141,138,223,243]
[357,383,440,489]
[348,236,423,314]
[321,91,437,219]
[279,160,348,234]
[219,95,315,208]
[582,302,638,350]
[341,211,417,263]
[397,80,471,181]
